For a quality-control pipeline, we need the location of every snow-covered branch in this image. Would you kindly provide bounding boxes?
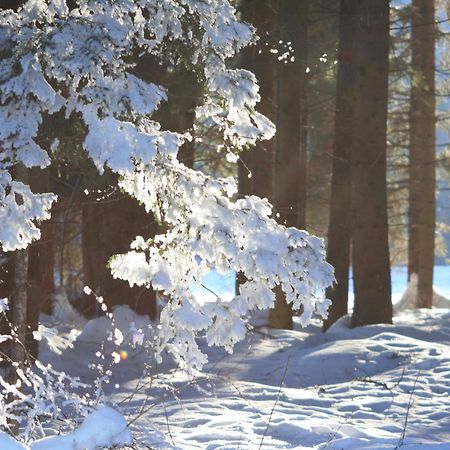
[0,0,334,369]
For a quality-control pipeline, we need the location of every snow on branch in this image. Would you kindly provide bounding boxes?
[0,171,56,251]
[0,0,334,369]
[112,157,334,370]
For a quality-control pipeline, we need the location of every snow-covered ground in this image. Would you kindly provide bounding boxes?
[32,304,450,449]
[3,267,449,449]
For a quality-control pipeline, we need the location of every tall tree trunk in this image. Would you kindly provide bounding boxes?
[323,0,356,331]
[10,249,28,369]
[408,0,436,308]
[10,164,29,368]
[269,0,309,330]
[351,0,392,327]
[240,0,277,204]
[7,166,29,436]
[0,253,14,365]
[239,0,277,308]
[26,168,55,358]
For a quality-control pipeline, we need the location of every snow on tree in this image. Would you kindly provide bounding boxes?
[0,0,334,370]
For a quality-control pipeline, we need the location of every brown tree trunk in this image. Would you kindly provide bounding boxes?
[239,0,278,323]
[269,0,309,330]
[240,0,277,204]
[323,0,356,331]
[1,0,20,10]
[170,70,199,169]
[7,166,29,438]
[409,0,436,308]
[10,249,28,367]
[0,252,14,365]
[351,0,392,327]
[26,168,55,357]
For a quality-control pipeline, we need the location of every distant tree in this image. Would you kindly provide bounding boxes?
[408,0,436,308]
[323,0,356,331]
[351,0,393,326]
[305,0,339,237]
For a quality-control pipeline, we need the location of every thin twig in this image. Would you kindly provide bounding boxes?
[162,400,175,447]
[395,374,419,449]
[258,355,290,450]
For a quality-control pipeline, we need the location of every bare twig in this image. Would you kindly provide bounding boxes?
[395,374,419,449]
[258,355,290,450]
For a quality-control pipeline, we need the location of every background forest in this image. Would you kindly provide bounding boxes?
[0,0,449,449]
[3,0,449,334]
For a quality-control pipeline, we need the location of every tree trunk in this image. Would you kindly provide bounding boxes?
[408,0,436,308]
[26,168,55,357]
[240,0,277,204]
[269,0,309,330]
[10,249,28,368]
[351,0,392,327]
[7,166,29,438]
[0,252,14,365]
[323,0,356,331]
[239,0,277,312]
[1,0,20,10]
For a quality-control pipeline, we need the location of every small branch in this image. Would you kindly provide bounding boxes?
[395,374,419,449]
[258,356,290,450]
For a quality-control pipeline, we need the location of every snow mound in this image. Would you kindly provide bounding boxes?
[0,407,131,450]
[30,406,132,450]
[395,273,450,313]
[51,287,86,326]
[77,304,152,347]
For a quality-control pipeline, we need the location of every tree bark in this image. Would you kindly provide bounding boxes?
[239,0,278,313]
[26,168,55,358]
[240,0,309,329]
[351,0,392,327]
[1,0,20,11]
[323,0,356,331]
[408,0,436,308]
[269,0,309,330]
[240,0,277,204]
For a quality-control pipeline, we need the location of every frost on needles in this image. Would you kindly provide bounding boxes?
[0,0,334,370]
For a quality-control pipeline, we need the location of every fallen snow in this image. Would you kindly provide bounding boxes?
[30,305,450,449]
[30,406,132,450]
[1,407,131,450]
[395,274,450,312]
[4,276,449,449]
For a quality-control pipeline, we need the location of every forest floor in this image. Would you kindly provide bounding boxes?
[36,304,450,450]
